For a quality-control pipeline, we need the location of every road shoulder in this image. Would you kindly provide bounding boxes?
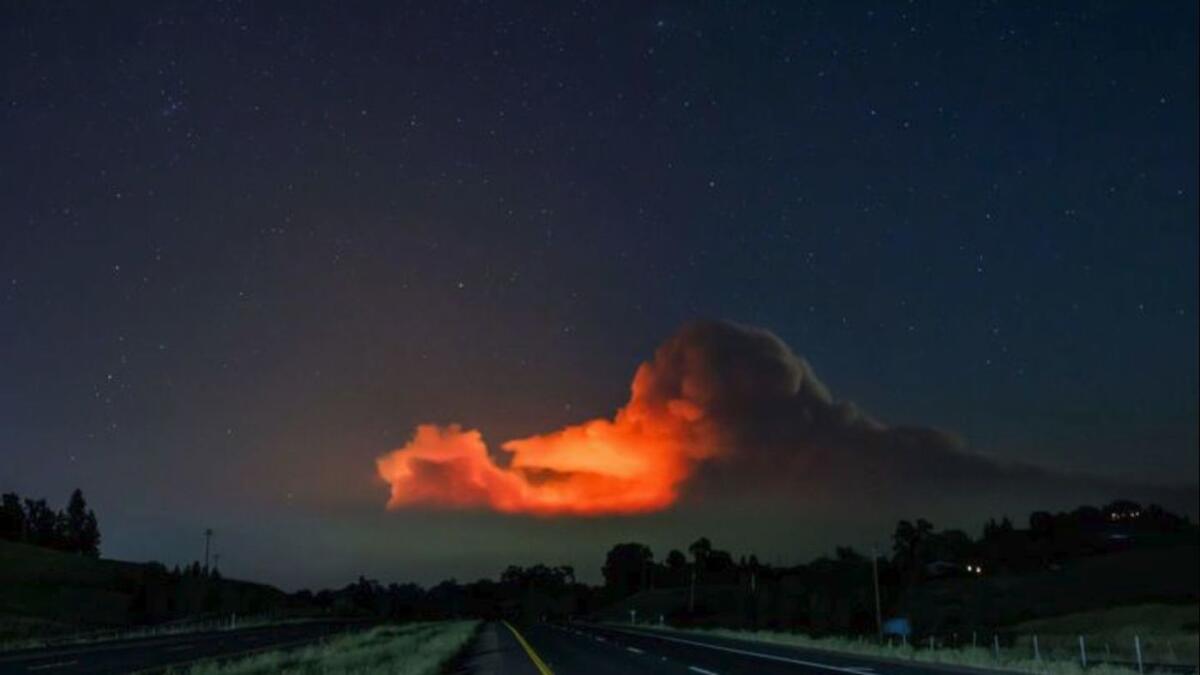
[451,621,546,675]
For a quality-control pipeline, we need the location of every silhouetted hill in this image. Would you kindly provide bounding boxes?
[0,539,289,641]
[901,543,1200,631]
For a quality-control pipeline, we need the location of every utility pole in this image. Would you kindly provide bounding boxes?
[204,528,214,571]
[872,544,883,640]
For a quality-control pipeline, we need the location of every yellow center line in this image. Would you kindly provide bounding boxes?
[502,621,554,675]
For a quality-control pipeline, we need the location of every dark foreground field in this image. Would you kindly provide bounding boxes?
[0,620,363,674]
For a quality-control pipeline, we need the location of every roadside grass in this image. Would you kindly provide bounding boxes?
[171,621,479,675]
[0,615,75,646]
[655,625,1193,675]
[0,614,327,652]
[1011,604,1198,667]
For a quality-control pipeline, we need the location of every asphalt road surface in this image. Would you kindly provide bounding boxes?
[451,621,545,675]
[0,620,365,675]
[487,622,1010,675]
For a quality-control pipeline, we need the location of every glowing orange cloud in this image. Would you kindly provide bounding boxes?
[376,346,720,516]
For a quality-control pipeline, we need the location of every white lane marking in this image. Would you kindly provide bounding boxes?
[626,646,644,654]
[689,667,719,675]
[603,627,878,675]
[26,661,79,671]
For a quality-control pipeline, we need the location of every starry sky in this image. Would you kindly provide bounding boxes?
[1,1,1196,590]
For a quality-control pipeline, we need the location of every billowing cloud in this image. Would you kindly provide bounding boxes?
[375,331,722,515]
[376,320,1198,518]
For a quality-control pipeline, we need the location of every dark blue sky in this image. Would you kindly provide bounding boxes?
[1,1,1196,588]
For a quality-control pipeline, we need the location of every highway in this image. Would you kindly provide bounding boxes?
[7,620,1169,675]
[0,620,364,674]
[485,622,1000,675]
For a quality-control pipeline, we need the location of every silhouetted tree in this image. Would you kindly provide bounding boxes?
[941,529,975,560]
[345,576,380,614]
[23,498,61,548]
[666,549,687,571]
[893,518,935,584]
[0,493,24,542]
[688,537,713,566]
[79,510,100,556]
[602,542,653,598]
[62,489,100,556]
[835,546,864,562]
[1028,510,1054,540]
[64,490,87,549]
[501,564,574,591]
[892,520,917,566]
[705,549,735,575]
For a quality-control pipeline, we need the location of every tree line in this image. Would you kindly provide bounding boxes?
[0,488,101,556]
[297,498,1194,635]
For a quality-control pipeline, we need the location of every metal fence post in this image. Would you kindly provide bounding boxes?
[1033,634,1040,663]
[1134,635,1143,675]
[1078,635,1087,668]
[993,634,1000,660]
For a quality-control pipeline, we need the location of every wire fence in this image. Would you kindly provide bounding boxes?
[880,629,1198,673]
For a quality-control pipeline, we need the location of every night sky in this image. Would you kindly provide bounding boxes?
[2,2,1196,590]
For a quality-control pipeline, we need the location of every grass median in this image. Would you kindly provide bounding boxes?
[170,621,479,675]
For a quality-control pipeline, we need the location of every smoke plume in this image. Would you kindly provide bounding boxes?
[376,320,1196,517]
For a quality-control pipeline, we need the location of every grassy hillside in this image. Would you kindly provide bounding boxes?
[1011,604,1198,666]
[1013,603,1198,635]
[0,539,288,641]
[901,544,1199,631]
